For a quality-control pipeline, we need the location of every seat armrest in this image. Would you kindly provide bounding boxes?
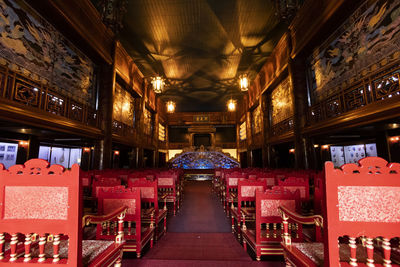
[279,205,323,245]
[82,205,128,226]
[279,205,323,226]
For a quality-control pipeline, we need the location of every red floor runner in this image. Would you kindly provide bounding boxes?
[167,181,232,233]
[143,233,252,261]
[122,180,284,266]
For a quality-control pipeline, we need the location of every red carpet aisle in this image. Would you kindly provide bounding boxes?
[167,180,232,232]
[122,181,284,266]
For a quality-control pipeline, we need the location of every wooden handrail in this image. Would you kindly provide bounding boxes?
[82,205,128,227]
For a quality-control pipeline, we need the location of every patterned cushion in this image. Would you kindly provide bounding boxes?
[82,240,115,265]
[292,242,386,266]
[30,239,114,265]
[292,243,324,266]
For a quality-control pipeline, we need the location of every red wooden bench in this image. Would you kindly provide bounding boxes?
[224,172,246,215]
[280,157,400,266]
[157,176,179,215]
[241,187,301,260]
[96,187,154,258]
[0,159,127,266]
[230,180,267,241]
[128,179,167,241]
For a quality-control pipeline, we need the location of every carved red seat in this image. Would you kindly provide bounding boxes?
[92,179,122,198]
[277,177,310,201]
[257,172,277,187]
[313,172,324,215]
[224,172,246,215]
[157,176,179,215]
[96,187,154,258]
[0,159,127,266]
[241,188,301,260]
[230,180,267,240]
[280,157,400,266]
[128,179,167,241]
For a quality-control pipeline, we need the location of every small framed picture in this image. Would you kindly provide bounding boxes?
[0,146,5,151]
[7,146,16,152]
[0,154,4,160]
[6,154,14,161]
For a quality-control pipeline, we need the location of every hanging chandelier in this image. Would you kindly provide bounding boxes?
[152,76,164,94]
[166,101,176,113]
[239,74,249,92]
[227,99,236,112]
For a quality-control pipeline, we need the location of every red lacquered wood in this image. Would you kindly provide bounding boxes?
[96,187,155,257]
[325,157,400,267]
[0,159,126,266]
[382,238,391,266]
[241,187,301,260]
[23,234,31,262]
[53,234,60,263]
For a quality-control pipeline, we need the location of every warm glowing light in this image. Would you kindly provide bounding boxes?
[239,74,249,92]
[289,148,295,153]
[114,150,120,155]
[122,102,130,112]
[322,145,329,149]
[390,136,400,142]
[152,76,164,94]
[227,99,236,112]
[19,141,29,146]
[83,147,91,153]
[166,101,175,113]
[313,144,319,148]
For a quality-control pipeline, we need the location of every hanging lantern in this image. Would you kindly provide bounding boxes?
[166,101,176,113]
[239,74,249,92]
[227,99,236,112]
[152,76,164,94]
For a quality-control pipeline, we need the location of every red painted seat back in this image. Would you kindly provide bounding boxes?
[225,172,246,194]
[128,179,159,211]
[277,177,310,201]
[81,170,92,187]
[255,188,301,244]
[0,159,82,265]
[157,176,176,190]
[313,171,324,215]
[324,157,400,266]
[92,178,122,198]
[237,179,267,214]
[238,179,267,203]
[97,187,141,241]
[257,172,276,187]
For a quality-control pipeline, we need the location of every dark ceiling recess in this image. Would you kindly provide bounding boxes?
[93,0,294,112]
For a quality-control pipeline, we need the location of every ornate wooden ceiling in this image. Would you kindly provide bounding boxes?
[111,0,288,112]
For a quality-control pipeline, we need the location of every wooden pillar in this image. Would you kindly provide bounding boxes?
[246,110,252,167]
[261,94,271,167]
[27,136,40,159]
[288,54,309,169]
[98,58,116,169]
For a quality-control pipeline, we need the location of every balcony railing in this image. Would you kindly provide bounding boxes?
[270,116,294,137]
[308,64,400,125]
[0,65,99,128]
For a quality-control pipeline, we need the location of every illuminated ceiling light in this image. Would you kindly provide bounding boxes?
[322,145,330,149]
[313,144,319,148]
[289,148,295,153]
[227,99,236,112]
[152,76,164,94]
[166,101,176,113]
[114,150,120,155]
[239,74,249,92]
